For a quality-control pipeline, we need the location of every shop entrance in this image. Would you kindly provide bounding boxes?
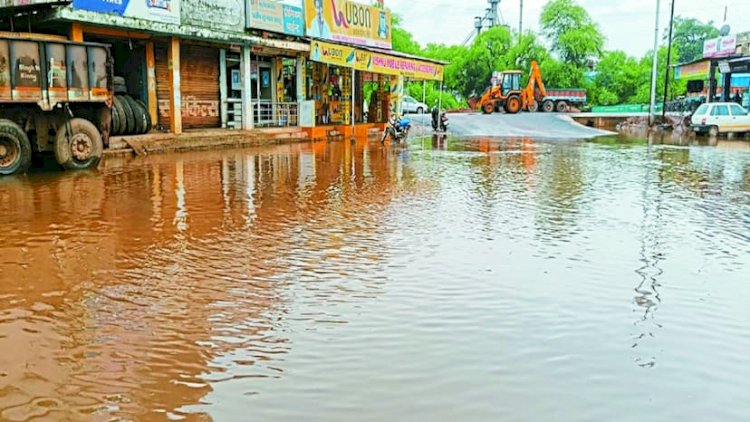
[251,55,298,128]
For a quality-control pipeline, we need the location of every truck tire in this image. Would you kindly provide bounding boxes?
[125,95,147,134]
[135,99,152,132]
[482,102,494,114]
[556,101,569,112]
[542,100,555,113]
[708,125,719,137]
[528,100,539,112]
[505,96,521,114]
[112,97,127,135]
[111,105,121,136]
[118,95,136,135]
[54,118,103,170]
[0,119,31,175]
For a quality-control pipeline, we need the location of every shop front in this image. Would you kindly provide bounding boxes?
[302,40,444,140]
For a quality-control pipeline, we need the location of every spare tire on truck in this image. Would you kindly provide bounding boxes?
[54,118,104,170]
[0,119,32,175]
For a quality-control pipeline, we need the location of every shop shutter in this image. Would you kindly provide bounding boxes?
[155,42,171,131]
[180,44,220,129]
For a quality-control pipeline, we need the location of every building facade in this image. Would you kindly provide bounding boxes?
[0,0,444,137]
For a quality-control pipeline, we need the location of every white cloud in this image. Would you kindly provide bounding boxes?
[386,0,750,57]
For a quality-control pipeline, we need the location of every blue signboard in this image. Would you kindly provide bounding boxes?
[247,0,303,36]
[71,0,180,24]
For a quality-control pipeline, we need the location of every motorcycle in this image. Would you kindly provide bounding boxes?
[381,114,411,143]
[431,107,448,132]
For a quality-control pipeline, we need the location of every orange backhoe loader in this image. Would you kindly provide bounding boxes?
[467,60,547,114]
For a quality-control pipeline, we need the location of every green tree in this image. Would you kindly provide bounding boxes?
[540,0,604,67]
[390,14,422,55]
[668,17,720,63]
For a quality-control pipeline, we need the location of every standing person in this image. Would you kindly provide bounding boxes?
[308,0,331,39]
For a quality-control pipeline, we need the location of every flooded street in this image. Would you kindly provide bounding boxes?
[1,135,750,421]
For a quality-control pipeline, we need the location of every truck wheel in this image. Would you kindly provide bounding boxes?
[528,100,539,113]
[556,101,569,112]
[55,118,103,170]
[708,125,719,137]
[0,119,31,175]
[542,100,555,113]
[482,102,494,114]
[505,96,521,114]
[112,96,127,135]
[118,95,136,135]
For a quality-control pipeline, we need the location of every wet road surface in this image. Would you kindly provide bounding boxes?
[412,112,615,139]
[1,134,749,421]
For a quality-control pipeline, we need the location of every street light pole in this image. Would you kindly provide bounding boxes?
[649,0,661,127]
[661,0,676,122]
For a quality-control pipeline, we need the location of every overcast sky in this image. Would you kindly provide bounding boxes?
[386,0,750,57]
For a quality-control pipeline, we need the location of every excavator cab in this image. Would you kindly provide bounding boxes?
[499,71,522,96]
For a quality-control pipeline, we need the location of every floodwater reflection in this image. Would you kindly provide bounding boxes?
[1,135,750,421]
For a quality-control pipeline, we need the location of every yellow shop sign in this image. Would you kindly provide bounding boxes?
[304,0,392,49]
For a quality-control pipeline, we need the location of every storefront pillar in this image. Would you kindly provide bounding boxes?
[390,75,404,117]
[70,22,83,42]
[145,41,158,125]
[241,44,253,130]
[296,55,306,101]
[168,37,182,135]
[219,49,228,128]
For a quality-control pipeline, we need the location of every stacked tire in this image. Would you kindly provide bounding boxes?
[112,95,152,136]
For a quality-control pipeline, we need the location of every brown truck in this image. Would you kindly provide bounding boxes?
[0,33,112,176]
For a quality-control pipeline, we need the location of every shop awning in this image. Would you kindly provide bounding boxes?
[308,40,445,82]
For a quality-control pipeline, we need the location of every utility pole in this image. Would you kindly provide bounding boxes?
[648,0,661,127]
[519,0,523,37]
[661,0,676,122]
[488,0,500,28]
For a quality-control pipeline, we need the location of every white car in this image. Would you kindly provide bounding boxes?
[691,102,750,136]
[402,96,429,114]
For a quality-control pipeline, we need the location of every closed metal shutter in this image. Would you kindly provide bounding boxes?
[180,44,220,129]
[155,42,171,131]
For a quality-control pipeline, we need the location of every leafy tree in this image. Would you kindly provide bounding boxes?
[668,17,720,63]
[391,14,422,55]
[540,0,604,67]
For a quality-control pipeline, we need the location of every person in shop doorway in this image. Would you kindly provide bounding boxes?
[309,0,331,39]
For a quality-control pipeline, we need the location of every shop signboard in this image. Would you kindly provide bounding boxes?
[674,60,710,80]
[703,35,737,58]
[310,41,443,81]
[309,40,355,67]
[246,0,304,36]
[360,51,443,81]
[310,41,444,81]
[183,0,244,32]
[71,0,180,25]
[304,0,391,49]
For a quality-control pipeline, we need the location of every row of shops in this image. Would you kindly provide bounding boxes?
[0,0,445,138]
[674,31,750,106]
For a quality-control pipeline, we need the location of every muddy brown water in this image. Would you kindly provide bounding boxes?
[1,134,749,421]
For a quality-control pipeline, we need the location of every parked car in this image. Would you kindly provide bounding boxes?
[402,96,429,114]
[691,102,750,137]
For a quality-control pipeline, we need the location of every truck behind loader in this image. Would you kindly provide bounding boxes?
[467,60,586,114]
